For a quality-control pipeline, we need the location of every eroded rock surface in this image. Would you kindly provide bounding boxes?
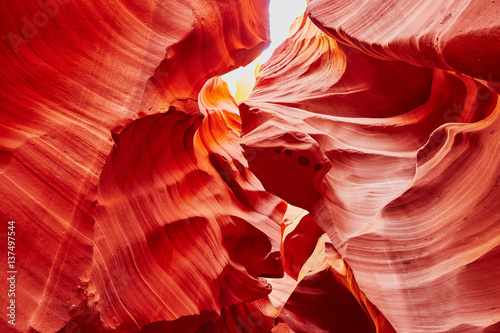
[1,0,499,332]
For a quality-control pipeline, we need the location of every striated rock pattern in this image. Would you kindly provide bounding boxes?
[242,5,500,333]
[307,0,500,82]
[92,77,285,331]
[1,0,500,332]
[0,0,272,331]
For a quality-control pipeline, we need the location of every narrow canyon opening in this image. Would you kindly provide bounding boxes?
[221,0,306,102]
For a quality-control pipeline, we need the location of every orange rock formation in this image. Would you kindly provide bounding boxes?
[1,0,499,332]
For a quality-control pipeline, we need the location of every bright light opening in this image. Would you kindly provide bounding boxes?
[221,0,307,102]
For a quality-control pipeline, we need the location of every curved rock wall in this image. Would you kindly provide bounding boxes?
[1,0,499,332]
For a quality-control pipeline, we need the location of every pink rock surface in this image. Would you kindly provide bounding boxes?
[1,0,500,332]
[242,8,500,333]
[307,0,500,81]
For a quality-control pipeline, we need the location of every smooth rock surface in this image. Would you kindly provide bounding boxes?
[1,0,499,332]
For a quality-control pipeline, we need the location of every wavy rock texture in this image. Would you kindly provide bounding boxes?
[92,77,285,331]
[242,7,500,333]
[0,0,271,331]
[275,207,395,332]
[307,0,500,81]
[1,0,500,332]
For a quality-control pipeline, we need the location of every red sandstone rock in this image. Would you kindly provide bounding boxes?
[307,0,500,82]
[92,78,285,331]
[0,0,271,331]
[276,208,395,332]
[1,0,500,332]
[242,8,500,333]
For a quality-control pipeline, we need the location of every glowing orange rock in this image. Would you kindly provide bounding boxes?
[0,0,271,331]
[91,77,285,331]
[2,0,500,331]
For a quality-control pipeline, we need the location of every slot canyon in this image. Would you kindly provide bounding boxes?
[1,0,500,332]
